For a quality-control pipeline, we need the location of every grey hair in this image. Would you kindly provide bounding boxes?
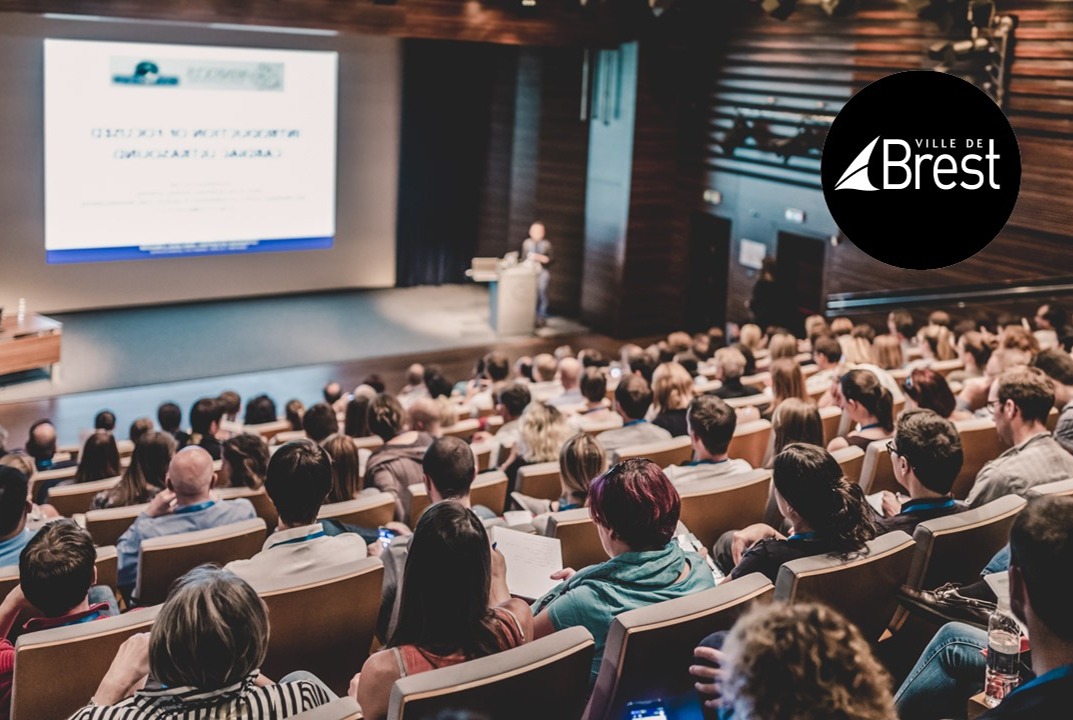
[150,565,268,691]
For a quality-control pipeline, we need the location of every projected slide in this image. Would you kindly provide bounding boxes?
[44,39,338,264]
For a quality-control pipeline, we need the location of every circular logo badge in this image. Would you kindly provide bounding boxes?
[821,71,1020,270]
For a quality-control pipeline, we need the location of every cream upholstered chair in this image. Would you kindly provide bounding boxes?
[584,573,775,720]
[84,503,149,547]
[614,436,694,469]
[408,470,509,527]
[727,419,773,469]
[820,405,843,445]
[677,470,771,550]
[858,439,900,495]
[515,461,562,502]
[387,626,595,720]
[440,418,481,441]
[952,418,1003,500]
[47,476,121,517]
[1027,479,1073,498]
[243,419,293,442]
[831,445,865,486]
[259,558,384,696]
[774,530,916,642]
[546,507,608,570]
[319,494,395,529]
[11,604,162,720]
[288,697,362,720]
[135,518,266,605]
[215,486,280,530]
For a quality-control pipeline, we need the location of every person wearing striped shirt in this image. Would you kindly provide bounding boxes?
[66,566,333,720]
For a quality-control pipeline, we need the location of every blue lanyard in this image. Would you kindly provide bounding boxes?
[859,423,882,431]
[900,498,957,515]
[70,610,102,625]
[684,459,728,466]
[272,530,326,547]
[1008,663,1073,698]
[787,531,817,542]
[623,419,647,427]
[174,500,216,515]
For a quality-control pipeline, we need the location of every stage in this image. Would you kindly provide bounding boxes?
[0,284,619,447]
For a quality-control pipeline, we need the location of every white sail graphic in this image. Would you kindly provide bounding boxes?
[834,136,880,191]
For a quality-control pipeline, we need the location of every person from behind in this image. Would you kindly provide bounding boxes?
[664,395,752,486]
[41,432,123,504]
[692,602,896,719]
[156,402,190,448]
[115,446,257,597]
[302,402,338,444]
[568,368,620,433]
[967,367,1073,507]
[407,397,445,438]
[710,348,761,400]
[546,357,584,409]
[472,382,530,466]
[527,353,562,403]
[763,357,808,421]
[92,431,176,511]
[903,367,971,421]
[365,394,434,523]
[353,502,532,720]
[93,411,116,433]
[397,363,429,409]
[948,330,993,384]
[128,418,154,445]
[827,369,895,453]
[500,402,571,487]
[227,440,366,589]
[343,394,373,439]
[217,390,243,436]
[1031,347,1073,455]
[218,434,269,490]
[285,399,305,431]
[321,434,361,504]
[875,409,968,534]
[69,566,334,719]
[714,443,877,582]
[189,397,224,460]
[649,362,694,437]
[24,420,76,473]
[512,432,607,532]
[0,467,37,567]
[243,394,278,426]
[596,375,672,463]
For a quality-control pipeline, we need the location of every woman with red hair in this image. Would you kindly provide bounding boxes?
[903,368,972,421]
[530,458,715,681]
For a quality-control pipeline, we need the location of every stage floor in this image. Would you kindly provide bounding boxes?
[0,285,613,445]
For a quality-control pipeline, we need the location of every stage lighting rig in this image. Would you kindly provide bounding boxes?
[925,0,1016,106]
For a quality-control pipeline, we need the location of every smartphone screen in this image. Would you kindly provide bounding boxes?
[378,527,397,549]
[624,699,668,719]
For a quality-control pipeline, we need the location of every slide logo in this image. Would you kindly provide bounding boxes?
[821,72,1020,269]
[112,60,179,86]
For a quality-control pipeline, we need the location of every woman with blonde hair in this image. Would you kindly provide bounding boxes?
[839,330,875,366]
[764,358,808,421]
[692,602,896,719]
[872,334,905,370]
[916,324,957,363]
[650,362,694,437]
[514,432,607,532]
[738,324,763,353]
[502,403,571,489]
[767,333,798,362]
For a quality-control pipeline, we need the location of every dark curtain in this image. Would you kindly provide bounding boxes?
[395,40,510,287]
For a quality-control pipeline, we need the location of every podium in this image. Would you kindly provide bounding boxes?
[468,258,538,335]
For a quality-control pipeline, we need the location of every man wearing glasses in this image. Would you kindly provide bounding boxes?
[966,367,1073,507]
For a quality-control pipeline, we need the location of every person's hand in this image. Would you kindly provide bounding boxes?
[691,645,728,710]
[471,431,493,445]
[93,633,151,705]
[367,540,383,558]
[145,490,177,518]
[551,567,576,582]
[491,547,508,585]
[880,491,902,518]
[731,524,783,565]
[385,522,412,537]
[348,672,361,701]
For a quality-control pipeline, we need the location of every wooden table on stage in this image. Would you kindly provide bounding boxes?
[0,313,63,378]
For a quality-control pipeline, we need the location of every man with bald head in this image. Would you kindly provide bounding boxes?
[529,353,563,403]
[115,446,257,596]
[25,420,77,472]
[548,357,583,408]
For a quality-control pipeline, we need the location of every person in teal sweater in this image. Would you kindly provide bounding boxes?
[531,458,715,681]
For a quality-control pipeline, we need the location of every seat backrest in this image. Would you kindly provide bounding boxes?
[388,626,595,720]
[740,372,770,389]
[727,420,773,469]
[820,405,843,446]
[351,435,385,451]
[288,696,362,720]
[1047,406,1059,432]
[47,476,120,517]
[724,393,772,410]
[584,573,775,720]
[409,471,509,526]
[859,440,900,494]
[831,445,865,486]
[272,429,308,445]
[515,461,562,502]
[547,508,608,570]
[11,604,161,720]
[774,531,916,641]
[952,419,1003,500]
[215,486,279,530]
[615,436,694,469]
[1027,478,1073,498]
[677,470,772,550]
[84,503,149,547]
[471,440,495,472]
[319,494,395,529]
[29,466,77,502]
[931,359,964,377]
[135,519,267,605]
[259,559,384,696]
[440,418,481,441]
[907,495,1026,591]
[243,419,293,441]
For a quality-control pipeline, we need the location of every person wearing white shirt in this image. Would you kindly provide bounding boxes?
[664,395,753,486]
[547,357,584,409]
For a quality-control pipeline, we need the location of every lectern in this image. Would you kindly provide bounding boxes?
[467,258,539,335]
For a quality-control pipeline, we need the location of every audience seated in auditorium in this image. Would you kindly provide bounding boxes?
[547,357,583,409]
[649,362,693,438]
[596,375,672,463]
[70,566,334,719]
[227,440,366,590]
[664,395,751,486]
[285,399,305,431]
[714,443,877,583]
[92,431,175,511]
[156,402,190,449]
[875,409,968,535]
[0,520,120,713]
[502,402,571,486]
[710,348,761,400]
[692,602,896,719]
[128,418,153,445]
[354,501,531,720]
[513,432,606,533]
[1031,348,1073,455]
[321,434,361,504]
[0,467,39,568]
[115,446,257,595]
[24,420,76,473]
[567,368,620,433]
[243,394,278,426]
[895,496,1073,719]
[189,397,224,460]
[827,369,895,453]
[365,394,435,523]
[623,344,658,383]
[302,402,339,444]
[528,353,563,403]
[397,363,429,409]
[218,433,269,490]
[966,367,1073,507]
[531,458,714,682]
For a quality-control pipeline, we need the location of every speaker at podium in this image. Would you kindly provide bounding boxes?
[467,255,539,335]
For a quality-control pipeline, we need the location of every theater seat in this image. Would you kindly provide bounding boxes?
[11,604,162,720]
[351,435,385,451]
[583,573,774,720]
[319,494,395,529]
[259,558,384,696]
[84,503,150,547]
[615,436,693,469]
[515,461,561,502]
[1026,478,1073,498]
[859,440,900,495]
[289,697,362,720]
[0,545,118,608]
[47,476,120,517]
[243,419,293,442]
[546,507,608,570]
[831,445,865,486]
[677,470,771,550]
[820,405,843,445]
[408,470,509,526]
[727,419,772,469]
[774,530,916,642]
[272,430,308,445]
[440,418,481,441]
[135,518,267,605]
[952,419,1003,500]
[216,486,280,530]
[387,626,595,720]
[471,440,495,472]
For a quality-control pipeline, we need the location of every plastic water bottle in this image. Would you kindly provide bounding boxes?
[984,597,1021,707]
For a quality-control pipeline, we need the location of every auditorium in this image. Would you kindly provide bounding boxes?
[0,0,1071,718]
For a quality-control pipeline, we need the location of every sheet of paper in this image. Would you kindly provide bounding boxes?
[984,572,1010,607]
[502,510,534,527]
[866,491,884,515]
[492,526,563,601]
